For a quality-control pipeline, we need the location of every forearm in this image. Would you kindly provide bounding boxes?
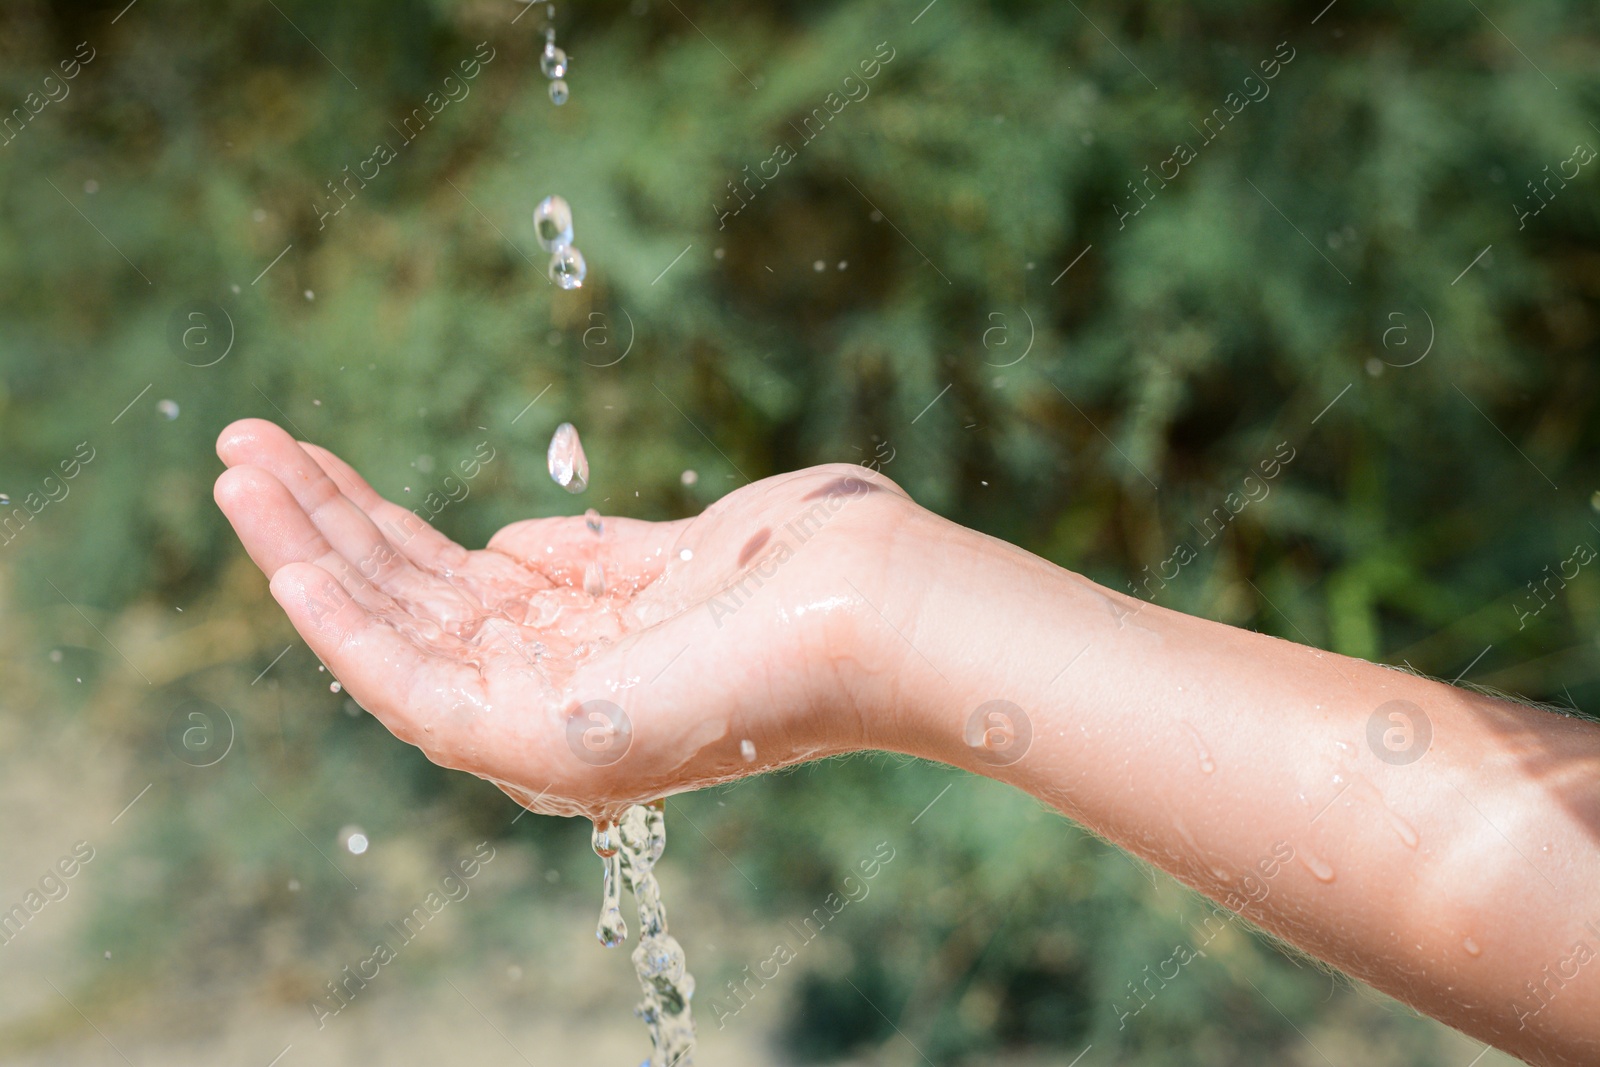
[869,514,1600,1065]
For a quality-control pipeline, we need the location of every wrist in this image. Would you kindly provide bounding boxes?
[851,505,1104,783]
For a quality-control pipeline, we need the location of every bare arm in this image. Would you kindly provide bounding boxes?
[214,421,1599,1065]
[871,509,1600,1066]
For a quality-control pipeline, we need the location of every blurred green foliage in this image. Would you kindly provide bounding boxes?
[2,0,1598,1062]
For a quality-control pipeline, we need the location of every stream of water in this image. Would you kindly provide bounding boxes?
[549,419,698,1065]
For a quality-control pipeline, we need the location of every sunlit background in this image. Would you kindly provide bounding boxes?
[2,0,1597,1063]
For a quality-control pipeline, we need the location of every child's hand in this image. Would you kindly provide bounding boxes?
[214,419,915,819]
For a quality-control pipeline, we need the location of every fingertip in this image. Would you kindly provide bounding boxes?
[216,417,285,465]
[213,464,270,512]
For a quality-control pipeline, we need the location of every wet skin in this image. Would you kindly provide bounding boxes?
[215,418,1600,1065]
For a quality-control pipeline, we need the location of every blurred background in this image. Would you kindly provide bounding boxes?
[1,0,1597,1063]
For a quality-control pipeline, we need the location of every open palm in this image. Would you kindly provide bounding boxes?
[214,419,909,819]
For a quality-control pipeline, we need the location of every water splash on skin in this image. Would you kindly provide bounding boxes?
[1182,721,1216,774]
[1387,810,1419,849]
[1296,846,1337,883]
[1463,936,1482,957]
[592,803,697,1065]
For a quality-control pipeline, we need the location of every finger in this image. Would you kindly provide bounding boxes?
[217,419,417,591]
[269,561,483,768]
[300,441,469,573]
[215,465,349,583]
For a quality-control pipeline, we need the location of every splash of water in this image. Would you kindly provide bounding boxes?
[592,803,697,1066]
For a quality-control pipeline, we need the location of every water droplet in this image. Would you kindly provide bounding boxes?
[584,561,606,597]
[1387,810,1419,849]
[549,244,586,288]
[157,399,179,420]
[1463,936,1482,957]
[304,289,315,301]
[584,508,603,535]
[329,681,342,693]
[739,739,756,762]
[680,469,698,486]
[339,826,369,855]
[837,260,848,271]
[540,43,568,78]
[592,820,628,946]
[1182,722,1216,774]
[1297,848,1336,883]
[549,78,569,105]
[547,422,589,493]
[533,194,574,251]
[678,548,693,561]
[1591,490,1600,512]
[812,259,825,272]
[0,494,10,506]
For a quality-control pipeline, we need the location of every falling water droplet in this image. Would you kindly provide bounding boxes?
[1463,936,1482,957]
[1182,722,1216,774]
[338,825,369,855]
[329,681,342,693]
[549,78,570,105]
[540,43,569,78]
[548,422,589,493]
[739,739,756,762]
[549,245,586,288]
[585,508,603,535]
[157,399,180,420]
[680,469,698,486]
[533,195,574,251]
[584,561,606,597]
[0,494,10,506]
[1297,847,1336,883]
[678,548,693,562]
